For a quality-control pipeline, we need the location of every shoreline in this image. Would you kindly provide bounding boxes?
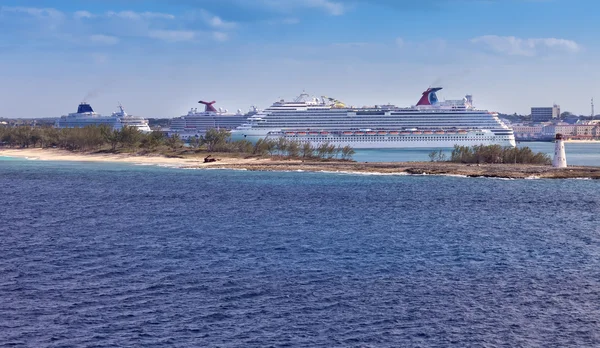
[2,148,600,179]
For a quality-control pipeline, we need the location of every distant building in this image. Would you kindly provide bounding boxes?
[531,105,560,122]
[542,123,575,137]
[512,125,544,140]
[542,124,600,139]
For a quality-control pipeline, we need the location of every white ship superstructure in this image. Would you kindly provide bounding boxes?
[55,103,151,132]
[232,88,515,148]
[168,100,250,139]
[111,104,151,132]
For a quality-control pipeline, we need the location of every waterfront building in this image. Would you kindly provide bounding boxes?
[542,124,575,137]
[574,125,596,137]
[531,105,560,122]
[511,125,544,139]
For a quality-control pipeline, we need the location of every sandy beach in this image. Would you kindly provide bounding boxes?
[0,148,274,167]
[2,148,600,179]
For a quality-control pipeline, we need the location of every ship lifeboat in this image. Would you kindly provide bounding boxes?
[435,130,445,134]
[297,131,307,135]
[389,131,399,135]
[355,132,364,135]
[366,131,377,135]
[285,131,296,135]
[320,131,329,135]
[377,131,388,135]
[342,131,353,135]
[423,130,433,134]
[309,131,319,135]
[458,130,467,134]
[412,131,422,135]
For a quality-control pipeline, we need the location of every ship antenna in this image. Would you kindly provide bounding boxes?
[592,98,595,118]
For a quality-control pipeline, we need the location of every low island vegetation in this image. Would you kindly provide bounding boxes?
[0,126,356,161]
[429,145,552,165]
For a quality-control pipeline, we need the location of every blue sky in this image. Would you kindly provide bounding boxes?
[1,0,597,118]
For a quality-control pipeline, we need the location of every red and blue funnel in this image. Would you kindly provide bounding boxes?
[416,87,442,106]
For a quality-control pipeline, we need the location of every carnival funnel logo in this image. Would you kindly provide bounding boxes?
[416,87,442,106]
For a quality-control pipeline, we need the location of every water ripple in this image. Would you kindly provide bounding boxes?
[1,160,599,347]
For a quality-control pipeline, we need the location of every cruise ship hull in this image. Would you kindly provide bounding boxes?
[231,130,516,149]
[230,88,516,149]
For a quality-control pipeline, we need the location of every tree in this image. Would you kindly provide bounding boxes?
[14,126,32,148]
[264,139,277,155]
[188,135,202,149]
[449,144,550,165]
[341,145,355,160]
[101,126,120,151]
[119,126,142,150]
[140,131,164,150]
[165,134,184,151]
[253,138,270,155]
[301,142,314,158]
[202,129,230,151]
[428,150,438,162]
[287,140,300,158]
[231,139,254,153]
[317,142,331,158]
[276,137,289,156]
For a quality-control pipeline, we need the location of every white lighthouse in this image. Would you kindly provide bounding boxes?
[552,133,567,168]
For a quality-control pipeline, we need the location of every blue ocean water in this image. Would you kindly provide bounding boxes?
[353,141,600,165]
[1,158,600,347]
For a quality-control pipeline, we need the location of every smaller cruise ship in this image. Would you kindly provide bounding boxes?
[55,103,151,132]
[111,105,152,132]
[168,100,252,139]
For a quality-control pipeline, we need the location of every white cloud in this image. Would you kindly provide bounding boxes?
[471,35,580,56]
[212,32,229,42]
[281,17,300,24]
[91,53,108,65]
[106,11,175,20]
[258,17,300,25]
[196,10,237,29]
[311,0,345,15]
[148,30,196,42]
[395,37,404,48]
[90,34,119,45]
[74,10,93,19]
[259,0,346,16]
[0,6,64,19]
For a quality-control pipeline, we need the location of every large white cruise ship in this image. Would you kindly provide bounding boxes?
[231,88,515,148]
[55,103,151,132]
[168,100,252,139]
